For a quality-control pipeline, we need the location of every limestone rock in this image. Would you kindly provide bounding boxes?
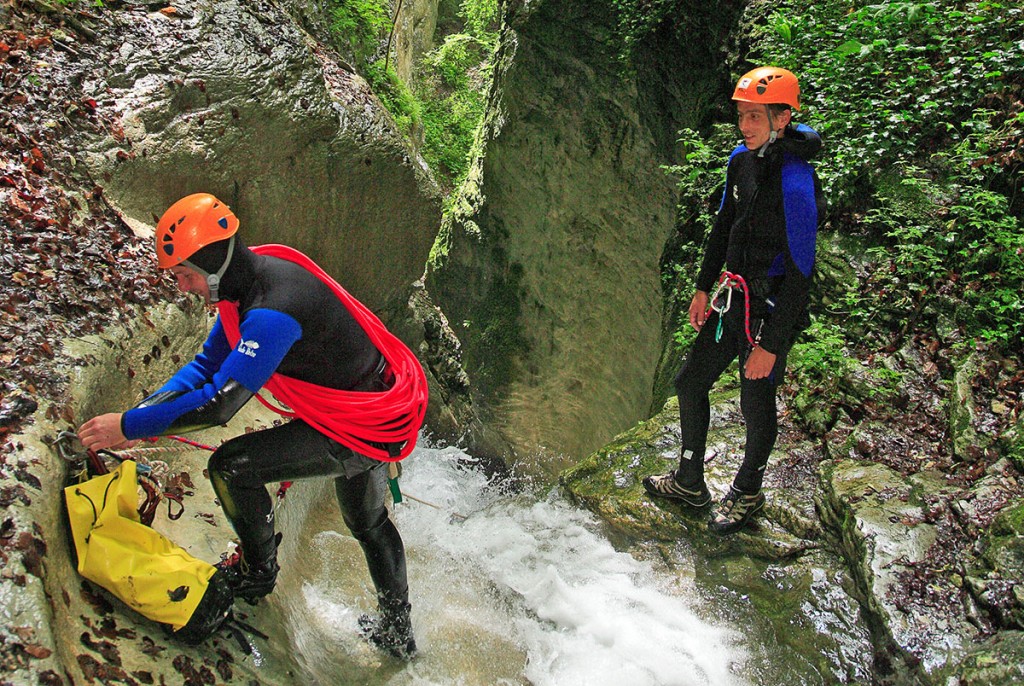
[426,0,739,464]
[819,459,978,677]
[944,630,1024,686]
[81,0,441,313]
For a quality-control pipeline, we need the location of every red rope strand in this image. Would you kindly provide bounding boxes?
[217,245,427,462]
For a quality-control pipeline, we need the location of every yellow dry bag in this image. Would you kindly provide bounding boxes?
[64,460,234,642]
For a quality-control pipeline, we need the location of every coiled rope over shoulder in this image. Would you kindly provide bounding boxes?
[217,245,428,462]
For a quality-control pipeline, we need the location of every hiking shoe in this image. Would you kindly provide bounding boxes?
[358,602,417,660]
[708,487,765,536]
[642,471,712,507]
[216,550,279,605]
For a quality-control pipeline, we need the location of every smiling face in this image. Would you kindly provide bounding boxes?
[737,101,791,150]
[169,265,211,304]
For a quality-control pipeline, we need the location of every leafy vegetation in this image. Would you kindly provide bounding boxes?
[756,0,1023,353]
[326,0,498,195]
[658,0,1023,426]
[415,9,497,193]
[609,0,692,62]
[329,0,391,68]
[365,59,422,134]
[660,124,733,354]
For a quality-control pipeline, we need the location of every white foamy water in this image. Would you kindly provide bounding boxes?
[288,444,749,686]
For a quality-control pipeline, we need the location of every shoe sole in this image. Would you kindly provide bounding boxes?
[642,478,711,508]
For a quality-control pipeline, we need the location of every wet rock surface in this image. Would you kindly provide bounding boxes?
[0,2,439,683]
[562,359,1024,685]
[561,394,876,684]
[425,0,741,466]
[76,0,441,313]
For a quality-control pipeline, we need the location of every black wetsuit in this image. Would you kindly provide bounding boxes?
[675,125,825,494]
[123,239,410,609]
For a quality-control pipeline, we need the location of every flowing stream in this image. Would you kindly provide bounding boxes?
[255,444,752,686]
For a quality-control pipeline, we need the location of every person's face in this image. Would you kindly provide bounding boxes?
[169,265,211,303]
[737,102,790,150]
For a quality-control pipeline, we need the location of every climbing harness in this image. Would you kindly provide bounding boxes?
[707,271,761,348]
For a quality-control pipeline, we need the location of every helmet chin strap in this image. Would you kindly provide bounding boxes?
[183,236,236,303]
[758,105,781,158]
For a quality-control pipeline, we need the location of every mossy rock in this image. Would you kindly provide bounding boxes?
[561,396,819,560]
[944,630,1024,686]
[982,500,1024,579]
[562,396,874,681]
[998,411,1024,473]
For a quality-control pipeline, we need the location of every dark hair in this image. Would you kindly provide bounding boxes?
[768,103,792,117]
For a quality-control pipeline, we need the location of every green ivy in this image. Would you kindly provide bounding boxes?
[661,125,733,235]
[328,0,390,68]
[414,0,499,193]
[748,0,1023,355]
[756,0,1023,205]
[661,0,1023,391]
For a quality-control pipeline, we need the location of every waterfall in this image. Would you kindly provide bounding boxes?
[275,444,749,686]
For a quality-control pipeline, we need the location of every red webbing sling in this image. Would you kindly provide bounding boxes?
[216,245,427,462]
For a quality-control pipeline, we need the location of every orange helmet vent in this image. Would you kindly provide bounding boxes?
[732,66,801,111]
[156,193,239,268]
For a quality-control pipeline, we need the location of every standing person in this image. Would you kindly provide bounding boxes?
[643,67,825,535]
[77,193,427,658]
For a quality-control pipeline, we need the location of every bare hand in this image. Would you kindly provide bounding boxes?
[689,291,709,331]
[744,346,777,380]
[78,413,135,451]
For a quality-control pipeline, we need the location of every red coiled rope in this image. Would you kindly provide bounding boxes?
[216,245,427,462]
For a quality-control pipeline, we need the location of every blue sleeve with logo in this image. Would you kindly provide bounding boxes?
[122,309,302,439]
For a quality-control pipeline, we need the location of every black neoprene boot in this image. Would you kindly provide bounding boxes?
[217,533,281,604]
[350,510,416,658]
[358,599,416,659]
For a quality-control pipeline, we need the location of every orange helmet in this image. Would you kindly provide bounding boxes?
[732,66,801,111]
[155,193,239,268]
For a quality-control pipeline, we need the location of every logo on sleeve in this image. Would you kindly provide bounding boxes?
[238,339,260,358]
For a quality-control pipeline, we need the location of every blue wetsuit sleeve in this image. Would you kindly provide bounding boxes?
[759,156,819,354]
[695,148,743,293]
[122,309,303,439]
[149,318,233,395]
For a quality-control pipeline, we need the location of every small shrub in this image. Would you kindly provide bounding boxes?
[329,0,390,68]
